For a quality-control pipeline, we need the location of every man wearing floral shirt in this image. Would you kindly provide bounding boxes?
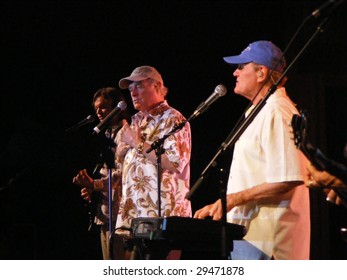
[114,66,192,259]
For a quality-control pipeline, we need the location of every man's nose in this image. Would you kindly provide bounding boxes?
[130,89,138,96]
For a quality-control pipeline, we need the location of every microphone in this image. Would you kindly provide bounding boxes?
[188,84,227,121]
[93,101,127,134]
[309,0,345,19]
[65,115,95,132]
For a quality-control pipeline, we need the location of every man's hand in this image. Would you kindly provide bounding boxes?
[72,169,94,201]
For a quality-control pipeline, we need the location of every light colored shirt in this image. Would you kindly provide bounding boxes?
[227,88,310,259]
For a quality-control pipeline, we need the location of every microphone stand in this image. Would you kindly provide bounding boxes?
[139,89,224,258]
[94,122,123,259]
[186,16,332,259]
[145,98,223,217]
[218,167,229,259]
[146,121,188,218]
[99,128,116,260]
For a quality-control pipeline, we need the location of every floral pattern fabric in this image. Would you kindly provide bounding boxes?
[115,101,192,234]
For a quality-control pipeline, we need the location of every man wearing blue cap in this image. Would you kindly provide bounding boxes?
[194,41,310,260]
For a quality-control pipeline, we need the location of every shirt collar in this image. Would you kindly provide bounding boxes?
[138,100,169,118]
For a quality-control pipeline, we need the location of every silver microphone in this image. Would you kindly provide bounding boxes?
[189,84,227,121]
[65,115,96,132]
[93,101,127,134]
[310,0,345,19]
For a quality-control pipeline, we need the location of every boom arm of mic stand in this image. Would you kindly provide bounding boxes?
[185,85,276,201]
[147,105,212,154]
[146,120,188,154]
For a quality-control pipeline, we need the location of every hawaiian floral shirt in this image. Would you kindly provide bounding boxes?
[115,101,192,234]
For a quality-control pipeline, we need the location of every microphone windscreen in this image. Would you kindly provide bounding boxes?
[215,84,227,96]
[118,101,127,111]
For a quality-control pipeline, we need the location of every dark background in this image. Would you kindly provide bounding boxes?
[0,0,346,259]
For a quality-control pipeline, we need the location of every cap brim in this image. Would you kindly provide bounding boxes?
[118,76,148,89]
[223,55,252,65]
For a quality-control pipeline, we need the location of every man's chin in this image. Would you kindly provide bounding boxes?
[132,102,142,109]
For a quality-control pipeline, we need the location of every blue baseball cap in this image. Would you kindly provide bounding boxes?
[223,40,286,73]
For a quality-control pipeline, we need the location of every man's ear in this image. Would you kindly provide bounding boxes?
[257,66,269,81]
[153,80,159,89]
